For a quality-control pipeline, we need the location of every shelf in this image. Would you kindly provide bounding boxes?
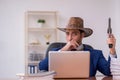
[27,11,57,16]
[28,28,57,32]
[28,44,44,47]
[25,11,58,75]
[28,61,40,64]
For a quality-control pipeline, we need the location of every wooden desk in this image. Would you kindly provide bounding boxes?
[17,74,114,80]
[54,76,112,80]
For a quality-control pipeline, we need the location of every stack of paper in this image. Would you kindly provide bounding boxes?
[110,58,120,80]
[30,70,56,77]
[17,71,56,80]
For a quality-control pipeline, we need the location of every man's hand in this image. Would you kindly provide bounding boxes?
[107,34,116,55]
[60,39,79,51]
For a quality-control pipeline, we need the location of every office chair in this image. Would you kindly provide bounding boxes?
[45,42,93,57]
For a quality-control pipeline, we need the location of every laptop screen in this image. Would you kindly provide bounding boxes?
[49,51,90,78]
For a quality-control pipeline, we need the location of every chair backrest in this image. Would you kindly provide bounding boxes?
[45,42,93,57]
[45,42,66,57]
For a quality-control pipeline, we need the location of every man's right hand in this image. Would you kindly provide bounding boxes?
[60,39,79,51]
[107,34,116,55]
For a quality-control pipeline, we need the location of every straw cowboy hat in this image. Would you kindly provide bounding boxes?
[58,17,93,37]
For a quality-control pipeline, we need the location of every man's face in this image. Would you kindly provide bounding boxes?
[65,29,84,44]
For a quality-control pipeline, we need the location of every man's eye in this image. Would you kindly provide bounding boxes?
[66,32,69,35]
[73,32,78,35]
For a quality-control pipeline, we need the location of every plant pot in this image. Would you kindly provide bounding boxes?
[38,23,43,28]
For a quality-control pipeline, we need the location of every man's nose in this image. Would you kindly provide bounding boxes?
[68,35,73,41]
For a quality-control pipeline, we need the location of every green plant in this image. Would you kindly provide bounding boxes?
[37,19,45,23]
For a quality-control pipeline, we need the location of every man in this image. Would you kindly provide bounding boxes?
[39,17,117,77]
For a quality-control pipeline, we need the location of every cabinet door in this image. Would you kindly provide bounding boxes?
[25,11,58,74]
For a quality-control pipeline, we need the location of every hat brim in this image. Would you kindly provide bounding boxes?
[57,27,93,37]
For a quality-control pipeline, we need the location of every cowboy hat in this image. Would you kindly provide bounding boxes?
[57,17,93,37]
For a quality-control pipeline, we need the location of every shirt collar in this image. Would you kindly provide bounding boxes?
[76,44,84,51]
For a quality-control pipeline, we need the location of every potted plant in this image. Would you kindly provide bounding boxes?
[37,19,45,28]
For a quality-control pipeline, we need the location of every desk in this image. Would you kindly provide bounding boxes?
[17,74,115,80]
[54,76,112,80]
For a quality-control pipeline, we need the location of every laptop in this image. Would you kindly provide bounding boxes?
[49,51,90,79]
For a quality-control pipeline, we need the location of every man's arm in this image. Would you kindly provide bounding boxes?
[97,51,111,76]
[39,57,48,71]
[39,48,61,71]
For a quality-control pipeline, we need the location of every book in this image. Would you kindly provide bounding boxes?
[28,70,56,77]
[16,71,56,80]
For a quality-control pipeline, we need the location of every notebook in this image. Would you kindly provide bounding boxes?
[49,51,90,79]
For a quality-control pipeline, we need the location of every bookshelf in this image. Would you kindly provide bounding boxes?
[25,11,58,75]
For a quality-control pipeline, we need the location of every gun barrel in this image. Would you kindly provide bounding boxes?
[107,18,112,34]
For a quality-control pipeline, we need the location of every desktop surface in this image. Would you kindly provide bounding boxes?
[54,76,113,80]
[17,73,120,80]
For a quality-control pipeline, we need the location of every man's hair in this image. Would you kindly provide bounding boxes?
[79,30,84,34]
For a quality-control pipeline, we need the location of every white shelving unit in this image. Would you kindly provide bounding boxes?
[25,11,58,75]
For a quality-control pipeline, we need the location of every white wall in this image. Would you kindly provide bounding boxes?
[0,0,120,79]
[115,0,120,59]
